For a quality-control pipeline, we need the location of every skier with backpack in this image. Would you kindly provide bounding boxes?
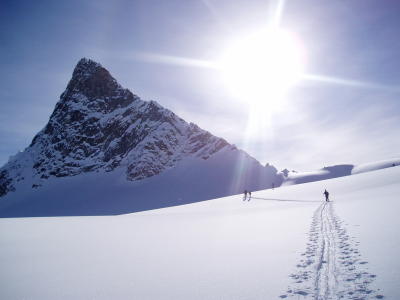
[323,189,329,202]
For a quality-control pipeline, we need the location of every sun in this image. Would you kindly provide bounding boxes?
[219,29,306,110]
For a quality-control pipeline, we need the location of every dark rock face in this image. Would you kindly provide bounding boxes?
[61,58,135,110]
[0,58,236,197]
[0,170,14,197]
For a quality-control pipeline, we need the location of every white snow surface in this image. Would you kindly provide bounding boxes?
[352,158,400,175]
[0,166,399,299]
[284,157,399,185]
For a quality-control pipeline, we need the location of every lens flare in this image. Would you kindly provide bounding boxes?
[219,29,306,110]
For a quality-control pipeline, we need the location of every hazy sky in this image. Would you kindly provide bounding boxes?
[1,0,399,171]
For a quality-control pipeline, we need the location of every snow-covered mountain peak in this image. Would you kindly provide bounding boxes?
[74,57,102,76]
[0,58,281,199]
[60,57,136,114]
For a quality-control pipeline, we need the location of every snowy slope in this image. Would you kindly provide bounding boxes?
[283,157,399,185]
[1,165,398,299]
[0,58,281,212]
[352,158,400,174]
[0,148,280,217]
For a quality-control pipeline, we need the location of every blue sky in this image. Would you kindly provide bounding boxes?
[1,0,399,170]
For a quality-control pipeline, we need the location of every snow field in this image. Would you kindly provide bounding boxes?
[0,166,399,299]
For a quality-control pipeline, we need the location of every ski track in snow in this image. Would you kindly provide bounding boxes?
[280,202,384,300]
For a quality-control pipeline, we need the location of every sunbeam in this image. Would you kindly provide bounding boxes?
[134,52,218,69]
[302,73,400,91]
[134,53,400,95]
[269,0,286,28]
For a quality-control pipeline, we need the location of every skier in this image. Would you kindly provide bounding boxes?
[323,189,329,202]
[248,191,252,200]
[244,190,248,200]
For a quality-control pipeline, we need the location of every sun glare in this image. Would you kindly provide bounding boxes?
[219,29,306,110]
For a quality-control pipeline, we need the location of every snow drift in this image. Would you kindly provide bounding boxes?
[283,158,399,185]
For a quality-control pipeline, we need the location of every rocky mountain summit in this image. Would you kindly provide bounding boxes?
[0,58,278,199]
